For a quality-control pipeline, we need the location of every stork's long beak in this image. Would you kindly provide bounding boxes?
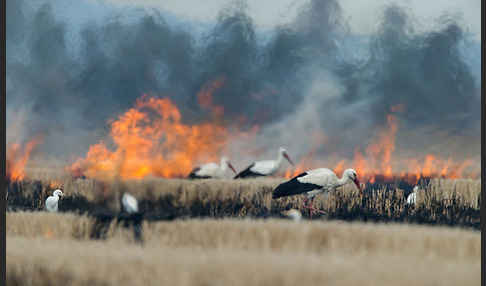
[284,153,294,166]
[228,162,237,174]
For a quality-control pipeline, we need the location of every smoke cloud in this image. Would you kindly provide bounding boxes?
[6,0,480,167]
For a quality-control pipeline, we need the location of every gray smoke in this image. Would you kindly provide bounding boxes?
[6,0,480,166]
[242,3,480,165]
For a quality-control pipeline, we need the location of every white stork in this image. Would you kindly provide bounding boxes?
[273,168,362,218]
[45,189,63,212]
[234,147,294,179]
[406,186,419,206]
[122,192,139,214]
[188,157,237,179]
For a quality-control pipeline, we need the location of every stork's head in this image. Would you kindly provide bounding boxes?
[279,147,294,166]
[344,169,362,192]
[221,157,237,174]
[53,189,63,197]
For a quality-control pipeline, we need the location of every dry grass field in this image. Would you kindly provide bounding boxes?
[7,176,481,228]
[7,213,480,286]
[6,174,480,285]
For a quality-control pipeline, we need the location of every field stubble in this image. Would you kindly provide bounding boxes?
[7,213,480,286]
[7,175,481,229]
[6,173,480,286]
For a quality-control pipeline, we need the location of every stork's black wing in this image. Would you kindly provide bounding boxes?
[233,163,265,179]
[187,167,201,179]
[187,167,212,179]
[272,172,322,199]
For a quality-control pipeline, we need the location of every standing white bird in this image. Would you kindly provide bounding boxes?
[45,189,63,212]
[406,186,419,206]
[188,157,237,179]
[273,168,362,218]
[122,192,139,214]
[234,147,294,179]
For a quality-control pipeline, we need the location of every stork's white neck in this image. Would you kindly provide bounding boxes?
[336,174,351,187]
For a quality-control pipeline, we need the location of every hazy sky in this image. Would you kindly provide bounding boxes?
[102,0,481,39]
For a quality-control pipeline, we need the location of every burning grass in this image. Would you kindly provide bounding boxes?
[6,137,43,182]
[285,109,480,184]
[68,95,230,179]
[7,219,480,286]
[58,94,478,184]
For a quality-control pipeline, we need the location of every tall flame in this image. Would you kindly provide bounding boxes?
[70,95,230,179]
[284,105,479,183]
[7,137,43,181]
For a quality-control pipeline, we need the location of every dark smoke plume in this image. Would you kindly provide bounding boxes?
[6,0,480,164]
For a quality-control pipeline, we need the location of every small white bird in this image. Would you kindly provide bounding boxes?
[45,189,63,212]
[122,192,139,214]
[281,209,302,222]
[406,186,419,206]
[234,147,294,179]
[188,157,237,179]
[273,168,362,218]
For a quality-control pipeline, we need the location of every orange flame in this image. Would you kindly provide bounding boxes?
[351,109,478,183]
[333,160,346,176]
[284,105,479,183]
[72,95,479,183]
[70,75,263,181]
[7,137,43,181]
[364,114,398,180]
[69,95,231,179]
[284,165,305,179]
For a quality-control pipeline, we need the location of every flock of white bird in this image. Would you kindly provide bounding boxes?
[188,147,294,179]
[44,146,422,219]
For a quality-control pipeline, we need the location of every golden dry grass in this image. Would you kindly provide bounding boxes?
[427,178,481,208]
[6,212,94,240]
[6,212,480,258]
[142,219,480,259]
[7,215,480,286]
[7,212,479,258]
